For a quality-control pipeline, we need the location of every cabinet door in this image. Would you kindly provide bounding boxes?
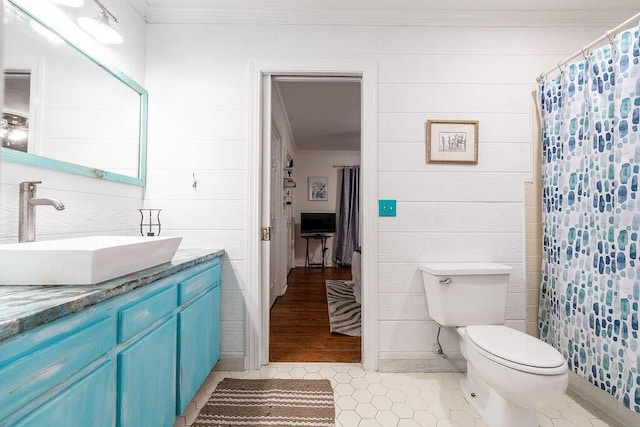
[177,285,220,414]
[118,316,177,427]
[15,361,115,427]
[0,315,114,421]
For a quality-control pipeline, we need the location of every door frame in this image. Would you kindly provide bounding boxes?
[247,58,379,370]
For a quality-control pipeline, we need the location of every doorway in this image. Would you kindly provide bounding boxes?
[269,76,362,363]
[247,59,379,371]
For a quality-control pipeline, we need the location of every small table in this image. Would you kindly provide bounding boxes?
[302,234,331,268]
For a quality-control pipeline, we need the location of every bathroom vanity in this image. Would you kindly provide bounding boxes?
[0,249,223,427]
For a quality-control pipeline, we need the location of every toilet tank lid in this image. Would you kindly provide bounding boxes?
[419,263,512,276]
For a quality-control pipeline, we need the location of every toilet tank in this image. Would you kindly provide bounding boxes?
[419,263,512,327]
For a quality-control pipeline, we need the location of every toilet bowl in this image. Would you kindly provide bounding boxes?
[419,263,568,427]
[458,326,568,427]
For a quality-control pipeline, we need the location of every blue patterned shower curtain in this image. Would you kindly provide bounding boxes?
[538,26,640,412]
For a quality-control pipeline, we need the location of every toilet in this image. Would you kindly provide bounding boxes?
[419,263,568,427]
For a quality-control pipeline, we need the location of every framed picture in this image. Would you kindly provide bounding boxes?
[308,176,328,201]
[426,120,479,164]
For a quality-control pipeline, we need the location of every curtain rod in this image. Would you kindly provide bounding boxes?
[537,11,640,83]
[333,164,360,168]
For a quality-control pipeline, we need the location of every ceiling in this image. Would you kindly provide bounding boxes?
[274,79,361,152]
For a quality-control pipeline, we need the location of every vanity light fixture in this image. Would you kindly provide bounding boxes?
[77,0,123,44]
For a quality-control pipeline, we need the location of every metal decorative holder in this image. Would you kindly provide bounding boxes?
[139,209,162,236]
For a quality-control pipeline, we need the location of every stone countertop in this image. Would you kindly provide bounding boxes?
[0,248,224,342]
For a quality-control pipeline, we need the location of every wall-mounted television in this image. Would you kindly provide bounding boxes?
[301,212,336,235]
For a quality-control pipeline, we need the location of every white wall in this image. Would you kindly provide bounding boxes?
[0,0,147,243]
[293,151,360,267]
[144,21,608,367]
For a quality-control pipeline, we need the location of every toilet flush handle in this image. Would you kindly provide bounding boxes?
[439,277,452,285]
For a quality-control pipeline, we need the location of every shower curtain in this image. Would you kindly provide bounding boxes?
[333,166,359,266]
[538,26,640,412]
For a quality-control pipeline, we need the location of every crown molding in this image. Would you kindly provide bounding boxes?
[144,7,638,27]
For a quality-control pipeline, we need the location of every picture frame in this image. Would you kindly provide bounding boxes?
[308,176,328,201]
[426,120,479,164]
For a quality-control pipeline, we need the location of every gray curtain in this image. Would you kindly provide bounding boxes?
[333,166,359,266]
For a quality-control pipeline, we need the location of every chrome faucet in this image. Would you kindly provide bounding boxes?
[18,181,65,243]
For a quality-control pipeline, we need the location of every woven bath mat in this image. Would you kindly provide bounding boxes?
[192,378,335,427]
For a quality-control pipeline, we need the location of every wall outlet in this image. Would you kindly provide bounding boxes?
[378,199,396,217]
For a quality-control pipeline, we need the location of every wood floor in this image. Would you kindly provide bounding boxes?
[269,266,361,363]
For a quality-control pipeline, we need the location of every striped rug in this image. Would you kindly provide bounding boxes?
[193,378,335,427]
[325,280,361,337]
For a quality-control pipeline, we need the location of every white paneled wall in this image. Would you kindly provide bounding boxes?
[144,24,279,366]
[145,21,608,368]
[0,163,143,243]
[373,25,608,367]
[0,0,146,243]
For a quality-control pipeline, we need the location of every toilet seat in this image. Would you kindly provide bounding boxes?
[465,325,566,376]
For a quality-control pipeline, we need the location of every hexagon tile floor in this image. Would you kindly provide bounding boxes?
[174,363,621,427]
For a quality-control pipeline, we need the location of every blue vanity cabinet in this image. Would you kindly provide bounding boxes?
[0,252,222,427]
[176,259,221,414]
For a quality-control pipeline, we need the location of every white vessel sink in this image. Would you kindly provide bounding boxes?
[0,236,183,285]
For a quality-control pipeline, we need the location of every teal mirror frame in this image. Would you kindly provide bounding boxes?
[2,0,148,187]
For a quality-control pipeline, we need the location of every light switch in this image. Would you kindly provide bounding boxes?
[379,199,396,217]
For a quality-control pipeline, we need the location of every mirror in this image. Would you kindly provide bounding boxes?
[1,1,148,186]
